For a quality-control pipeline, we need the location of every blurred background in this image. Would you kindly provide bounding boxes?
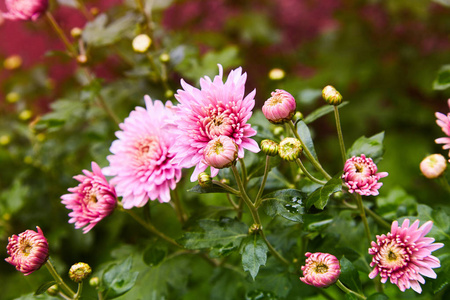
[1,0,450,298]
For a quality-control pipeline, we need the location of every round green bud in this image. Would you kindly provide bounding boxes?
[268,68,285,80]
[89,276,100,287]
[69,262,92,283]
[47,284,59,296]
[6,92,20,103]
[164,89,174,99]
[322,85,343,106]
[248,223,262,234]
[260,139,278,156]
[159,53,170,63]
[272,126,284,137]
[70,27,83,39]
[278,137,302,161]
[132,34,152,53]
[198,172,212,188]
[294,111,303,121]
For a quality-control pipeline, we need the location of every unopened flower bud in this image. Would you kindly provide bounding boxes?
[47,284,58,296]
[0,135,11,145]
[273,126,284,136]
[164,89,174,99]
[69,262,92,283]
[6,92,20,103]
[322,85,342,106]
[19,110,32,121]
[4,55,22,70]
[90,7,99,16]
[76,55,88,65]
[198,172,212,188]
[132,34,152,53]
[248,223,262,234]
[203,136,238,169]
[262,89,296,124]
[70,27,83,39]
[220,178,230,185]
[159,53,170,63]
[294,111,303,121]
[420,154,447,179]
[260,139,278,156]
[89,276,100,287]
[300,252,341,288]
[278,137,302,161]
[268,68,285,80]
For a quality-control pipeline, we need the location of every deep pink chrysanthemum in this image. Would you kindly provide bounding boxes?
[203,135,238,169]
[369,219,444,293]
[2,0,48,21]
[5,226,49,275]
[342,154,388,196]
[262,89,296,124]
[61,162,117,233]
[300,252,341,288]
[170,64,260,181]
[104,96,182,209]
[435,99,450,157]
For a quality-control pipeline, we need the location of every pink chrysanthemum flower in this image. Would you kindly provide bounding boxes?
[342,154,388,196]
[300,252,341,288]
[104,96,182,209]
[204,135,238,169]
[435,99,450,157]
[2,0,48,21]
[5,226,49,275]
[61,162,117,233]
[420,154,447,179]
[262,89,296,124]
[369,219,444,293]
[170,64,260,181]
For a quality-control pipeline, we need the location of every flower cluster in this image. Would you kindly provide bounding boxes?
[342,154,388,196]
[369,219,443,293]
[300,252,341,288]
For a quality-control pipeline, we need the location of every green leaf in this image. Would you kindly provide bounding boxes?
[36,99,86,130]
[34,281,57,296]
[433,253,450,293]
[339,257,363,294]
[297,120,318,161]
[305,173,342,210]
[416,204,450,241]
[102,256,139,299]
[367,293,389,300]
[433,64,450,90]
[304,101,349,124]
[143,246,167,267]
[179,218,248,255]
[347,132,385,163]
[240,234,268,280]
[261,189,305,222]
[188,182,236,194]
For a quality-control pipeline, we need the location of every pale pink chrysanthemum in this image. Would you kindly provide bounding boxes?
[300,252,341,288]
[61,162,117,233]
[5,226,49,275]
[203,135,238,169]
[420,154,447,179]
[170,64,260,181]
[2,0,48,21]
[262,89,296,124]
[342,154,388,196]
[435,99,450,157]
[104,96,182,209]
[369,219,444,293]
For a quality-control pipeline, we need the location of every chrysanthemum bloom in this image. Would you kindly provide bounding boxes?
[369,219,444,293]
[170,64,260,181]
[5,226,49,275]
[262,89,296,124]
[420,154,447,179]
[300,252,341,288]
[342,154,388,196]
[435,99,450,156]
[61,162,117,233]
[278,137,302,161]
[203,135,238,169]
[2,0,48,21]
[104,96,182,208]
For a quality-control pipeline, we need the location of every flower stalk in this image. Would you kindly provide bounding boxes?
[254,156,271,208]
[334,106,347,164]
[352,193,372,247]
[335,280,366,299]
[45,260,76,299]
[295,158,327,185]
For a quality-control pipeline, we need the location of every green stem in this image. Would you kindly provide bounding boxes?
[254,156,271,208]
[121,207,181,247]
[334,106,347,165]
[212,180,240,195]
[239,158,248,188]
[260,230,290,266]
[335,280,366,299]
[45,260,75,298]
[171,189,187,223]
[75,0,93,20]
[288,121,331,180]
[74,282,83,300]
[353,194,372,247]
[226,193,239,210]
[295,158,327,185]
[45,12,76,56]
[342,200,391,230]
[135,0,154,41]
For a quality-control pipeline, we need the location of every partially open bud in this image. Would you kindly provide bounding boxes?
[420,154,447,179]
[203,136,238,169]
[261,139,278,156]
[278,137,302,161]
[300,252,341,288]
[132,34,152,53]
[262,89,296,124]
[69,262,92,283]
[198,172,212,188]
[322,85,342,106]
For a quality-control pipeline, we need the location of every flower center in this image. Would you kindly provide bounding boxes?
[268,95,283,106]
[354,163,364,173]
[202,104,235,139]
[214,141,224,154]
[379,241,408,271]
[22,243,32,256]
[136,136,160,160]
[314,263,329,274]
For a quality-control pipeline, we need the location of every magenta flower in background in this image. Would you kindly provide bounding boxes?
[5,226,49,275]
[170,64,260,181]
[435,99,450,157]
[104,96,182,209]
[300,252,341,288]
[61,162,117,233]
[2,0,48,21]
[369,219,443,293]
[342,154,388,196]
[203,135,238,169]
[262,89,296,124]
